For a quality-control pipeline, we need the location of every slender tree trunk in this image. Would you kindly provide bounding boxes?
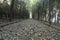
[0,13,2,19]
[49,0,52,24]
[38,11,40,20]
[9,0,14,21]
[0,8,2,19]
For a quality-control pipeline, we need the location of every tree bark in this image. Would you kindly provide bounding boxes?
[9,0,14,21]
[49,0,51,24]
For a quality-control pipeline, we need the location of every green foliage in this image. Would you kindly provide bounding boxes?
[0,3,7,8]
[0,3,9,13]
[24,0,41,11]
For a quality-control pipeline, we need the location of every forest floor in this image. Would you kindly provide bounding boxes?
[0,19,22,27]
[0,19,60,40]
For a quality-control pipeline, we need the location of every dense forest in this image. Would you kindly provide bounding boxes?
[0,0,60,40]
[0,0,60,24]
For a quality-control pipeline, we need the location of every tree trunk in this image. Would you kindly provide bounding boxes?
[49,0,51,24]
[9,0,14,21]
[38,11,40,20]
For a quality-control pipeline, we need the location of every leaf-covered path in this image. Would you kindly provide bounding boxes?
[0,19,60,40]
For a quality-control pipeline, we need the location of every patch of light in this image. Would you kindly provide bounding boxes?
[52,9,59,23]
[29,11,32,19]
[8,2,10,5]
[0,0,3,3]
[30,0,33,4]
[59,21,60,23]
[30,0,33,6]
[52,10,59,23]
[56,10,59,22]
[7,0,11,5]
[52,17,55,22]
